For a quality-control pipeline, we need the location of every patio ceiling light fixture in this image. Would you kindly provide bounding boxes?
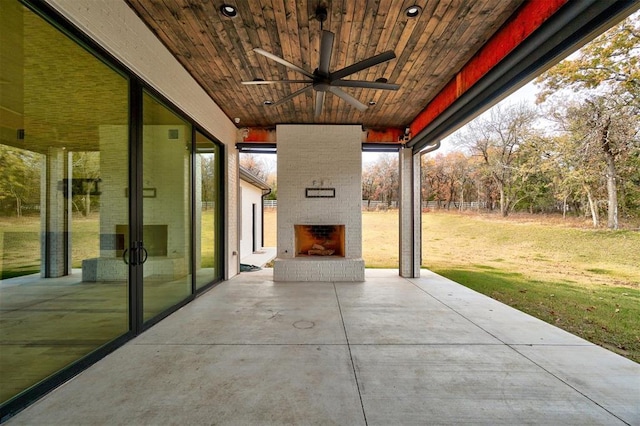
[405,5,422,18]
[220,4,238,18]
[263,100,274,105]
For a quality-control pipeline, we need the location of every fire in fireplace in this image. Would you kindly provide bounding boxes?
[294,225,345,257]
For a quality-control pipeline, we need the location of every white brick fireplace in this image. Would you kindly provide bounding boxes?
[274,125,365,281]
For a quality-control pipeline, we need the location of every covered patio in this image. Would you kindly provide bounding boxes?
[8,268,638,425]
[2,0,639,420]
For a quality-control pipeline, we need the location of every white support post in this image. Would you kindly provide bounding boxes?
[399,147,421,277]
[40,147,72,278]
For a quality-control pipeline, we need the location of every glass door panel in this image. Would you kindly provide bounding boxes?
[141,92,191,321]
[195,131,222,289]
[0,1,129,404]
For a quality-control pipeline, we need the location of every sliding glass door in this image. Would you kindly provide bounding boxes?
[141,92,192,321]
[1,1,225,415]
[0,0,129,405]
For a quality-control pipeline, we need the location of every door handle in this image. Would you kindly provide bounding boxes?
[139,242,148,265]
[123,242,147,265]
[125,246,139,265]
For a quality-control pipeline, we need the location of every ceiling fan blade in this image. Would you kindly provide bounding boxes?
[327,87,367,112]
[330,51,396,81]
[319,30,334,75]
[332,80,400,90]
[315,91,325,117]
[253,48,314,79]
[269,85,313,107]
[242,80,312,85]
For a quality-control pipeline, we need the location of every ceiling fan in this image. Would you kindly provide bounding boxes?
[242,6,400,117]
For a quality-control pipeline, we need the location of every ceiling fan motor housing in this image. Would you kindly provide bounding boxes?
[315,5,328,23]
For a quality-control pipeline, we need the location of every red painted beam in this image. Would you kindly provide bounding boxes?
[364,128,405,143]
[241,127,405,143]
[242,127,276,143]
[409,0,568,138]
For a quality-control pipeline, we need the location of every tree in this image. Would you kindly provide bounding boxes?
[362,154,399,208]
[536,13,640,108]
[200,154,217,209]
[421,152,475,210]
[0,145,41,217]
[72,152,100,216]
[574,98,638,229]
[362,166,377,209]
[534,133,590,220]
[510,137,555,213]
[371,154,399,207]
[457,103,538,216]
[239,153,274,181]
[537,14,640,228]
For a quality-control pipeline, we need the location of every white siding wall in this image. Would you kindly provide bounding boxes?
[239,180,264,260]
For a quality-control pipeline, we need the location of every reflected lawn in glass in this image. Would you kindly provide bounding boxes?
[0,217,41,280]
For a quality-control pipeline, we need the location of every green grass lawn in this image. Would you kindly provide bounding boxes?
[420,211,640,363]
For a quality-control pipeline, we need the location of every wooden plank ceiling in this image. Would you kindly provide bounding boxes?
[125,0,526,130]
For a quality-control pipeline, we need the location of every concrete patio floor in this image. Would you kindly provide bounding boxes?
[7,269,639,425]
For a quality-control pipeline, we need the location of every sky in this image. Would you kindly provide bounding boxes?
[426,81,540,156]
[363,80,541,165]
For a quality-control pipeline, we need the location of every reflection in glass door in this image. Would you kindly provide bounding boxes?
[141,92,192,321]
[0,0,129,405]
[195,131,223,289]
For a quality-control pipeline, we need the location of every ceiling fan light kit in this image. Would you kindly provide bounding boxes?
[242,5,400,117]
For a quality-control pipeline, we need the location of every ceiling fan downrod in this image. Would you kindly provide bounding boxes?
[315,5,328,30]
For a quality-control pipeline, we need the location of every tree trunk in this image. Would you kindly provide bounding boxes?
[499,186,508,217]
[562,195,568,220]
[601,121,618,230]
[584,186,599,228]
[84,187,91,217]
[605,156,618,229]
[16,196,22,218]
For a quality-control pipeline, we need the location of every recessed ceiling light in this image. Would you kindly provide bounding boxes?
[405,5,422,18]
[263,100,273,106]
[368,100,377,106]
[220,4,237,18]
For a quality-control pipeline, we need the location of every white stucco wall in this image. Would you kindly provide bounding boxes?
[45,0,240,278]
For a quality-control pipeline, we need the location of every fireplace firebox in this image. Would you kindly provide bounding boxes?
[115,224,168,257]
[294,225,345,257]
